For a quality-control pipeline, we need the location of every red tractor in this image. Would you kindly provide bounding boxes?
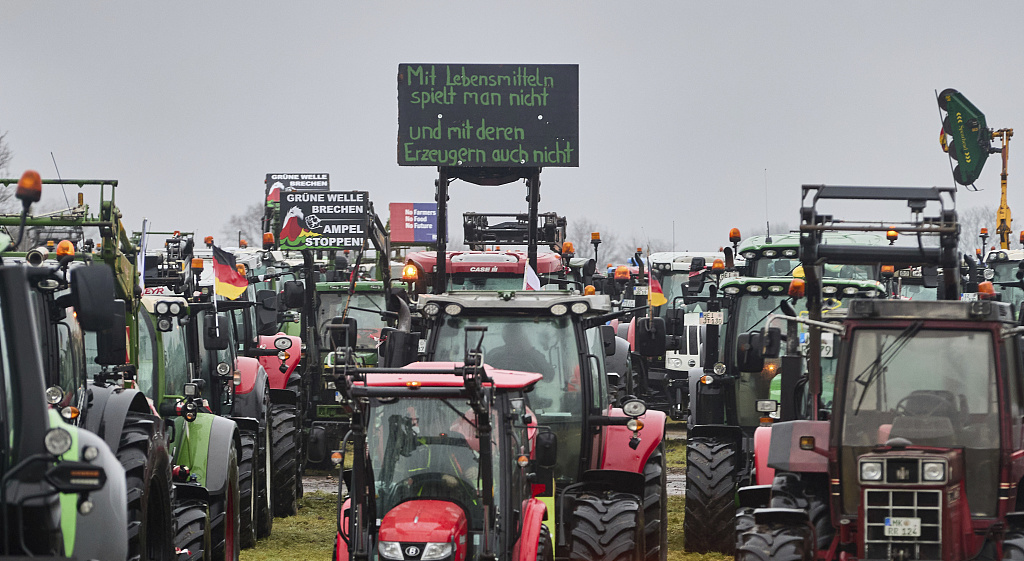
[331,331,558,561]
[402,249,565,294]
[734,185,1024,560]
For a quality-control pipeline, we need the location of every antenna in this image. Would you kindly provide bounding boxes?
[764,168,772,243]
[50,152,71,209]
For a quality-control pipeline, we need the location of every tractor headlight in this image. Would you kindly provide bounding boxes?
[549,303,568,316]
[45,428,73,456]
[45,385,65,405]
[421,542,453,560]
[860,461,883,482]
[922,461,946,482]
[570,302,589,314]
[378,541,403,560]
[422,302,441,316]
[444,303,463,316]
[667,357,683,369]
[713,362,727,375]
[622,399,647,417]
[168,302,183,316]
[274,337,292,350]
[155,301,170,315]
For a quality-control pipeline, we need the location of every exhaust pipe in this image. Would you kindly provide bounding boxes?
[26,247,49,266]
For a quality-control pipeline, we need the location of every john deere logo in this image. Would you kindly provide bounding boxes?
[896,466,910,481]
[405,546,421,557]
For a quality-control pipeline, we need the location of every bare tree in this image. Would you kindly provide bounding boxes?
[0,131,15,211]
[566,218,624,264]
[957,205,997,257]
[221,202,265,246]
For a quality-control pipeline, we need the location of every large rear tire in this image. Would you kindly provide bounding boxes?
[237,431,257,548]
[642,443,667,561]
[256,389,274,537]
[736,523,811,561]
[173,497,211,561]
[536,523,554,561]
[569,493,643,561]
[769,472,834,551]
[271,403,299,517]
[683,436,737,554]
[285,372,305,500]
[210,444,241,561]
[119,413,174,561]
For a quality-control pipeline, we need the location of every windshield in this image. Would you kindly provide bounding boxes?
[839,328,999,516]
[431,314,583,485]
[369,398,497,530]
[655,271,712,313]
[317,292,386,349]
[448,274,523,291]
[751,259,876,280]
[989,262,1024,306]
[897,280,937,301]
[731,291,852,425]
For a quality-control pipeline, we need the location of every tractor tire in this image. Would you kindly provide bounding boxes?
[569,493,643,561]
[536,523,554,561]
[256,388,274,538]
[1004,530,1024,560]
[683,436,737,554]
[237,431,257,548]
[119,413,175,561]
[736,523,811,561]
[769,473,834,551]
[286,371,305,499]
[271,402,300,517]
[642,443,668,561]
[210,444,241,561]
[735,508,755,551]
[173,498,211,561]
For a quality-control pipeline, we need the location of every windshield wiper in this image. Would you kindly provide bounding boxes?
[853,321,923,414]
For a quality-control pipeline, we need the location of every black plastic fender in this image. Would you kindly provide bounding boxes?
[688,424,744,449]
[573,469,646,500]
[737,485,772,510]
[233,367,270,420]
[175,482,211,504]
[70,428,129,561]
[84,385,163,459]
[203,416,242,498]
[269,388,297,406]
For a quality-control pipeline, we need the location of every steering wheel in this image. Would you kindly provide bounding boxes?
[894,393,954,417]
[400,472,477,504]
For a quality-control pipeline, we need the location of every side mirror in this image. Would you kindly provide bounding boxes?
[255,289,278,336]
[534,431,557,468]
[327,316,358,350]
[94,300,127,366]
[599,325,616,357]
[203,311,231,351]
[665,307,686,337]
[762,327,782,358]
[736,331,765,373]
[281,281,305,310]
[307,425,328,464]
[70,265,116,332]
[689,257,706,272]
[634,317,667,357]
[378,328,418,368]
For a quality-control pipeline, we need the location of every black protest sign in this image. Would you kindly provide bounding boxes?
[278,190,368,251]
[398,64,579,168]
[265,173,330,203]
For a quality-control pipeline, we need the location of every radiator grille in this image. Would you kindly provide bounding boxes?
[864,489,941,560]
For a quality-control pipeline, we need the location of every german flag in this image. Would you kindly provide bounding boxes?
[212,245,247,300]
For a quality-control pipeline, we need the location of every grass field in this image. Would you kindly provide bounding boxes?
[243,490,730,561]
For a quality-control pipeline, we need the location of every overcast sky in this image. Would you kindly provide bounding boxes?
[2,1,1023,254]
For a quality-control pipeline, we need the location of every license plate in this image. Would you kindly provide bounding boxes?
[633,286,649,295]
[700,311,724,325]
[884,517,921,537]
[621,299,636,308]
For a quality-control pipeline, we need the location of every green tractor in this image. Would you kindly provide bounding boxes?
[0,174,128,560]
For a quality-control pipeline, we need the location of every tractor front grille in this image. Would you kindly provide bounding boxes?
[864,489,941,560]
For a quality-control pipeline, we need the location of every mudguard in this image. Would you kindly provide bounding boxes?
[257,333,301,390]
[234,356,262,396]
[688,423,743,448]
[599,408,667,472]
[269,388,297,406]
[753,425,775,485]
[513,499,548,561]
[69,428,129,561]
[765,420,829,473]
[233,363,268,419]
[205,416,241,498]
[83,384,160,455]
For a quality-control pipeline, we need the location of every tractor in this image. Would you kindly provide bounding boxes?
[330,331,562,561]
[734,185,1011,561]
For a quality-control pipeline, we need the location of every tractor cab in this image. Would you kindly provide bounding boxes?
[738,232,884,280]
[984,249,1024,307]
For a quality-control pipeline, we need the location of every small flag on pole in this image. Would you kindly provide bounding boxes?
[523,264,541,291]
[212,245,248,300]
[649,276,668,307]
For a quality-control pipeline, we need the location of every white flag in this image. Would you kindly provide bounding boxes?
[523,264,541,291]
